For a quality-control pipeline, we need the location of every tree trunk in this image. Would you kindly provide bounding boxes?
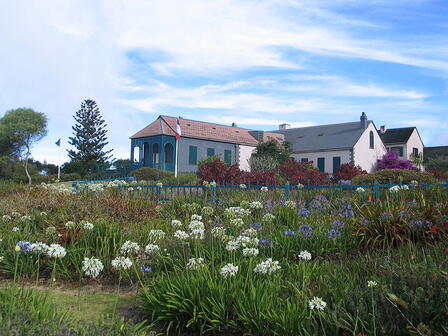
[24,154,32,185]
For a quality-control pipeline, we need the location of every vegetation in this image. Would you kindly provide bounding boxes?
[352,168,435,184]
[332,162,367,182]
[251,140,292,166]
[377,151,415,170]
[0,180,447,335]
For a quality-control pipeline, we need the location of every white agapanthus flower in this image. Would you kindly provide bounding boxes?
[298,250,312,261]
[209,181,217,187]
[297,184,304,189]
[148,229,166,241]
[230,218,244,227]
[189,220,205,231]
[120,240,140,255]
[174,230,189,240]
[171,219,182,227]
[211,227,226,238]
[242,247,259,257]
[241,228,257,237]
[224,207,251,219]
[12,227,19,232]
[145,243,160,255]
[356,187,366,193]
[128,187,134,192]
[308,297,327,311]
[262,213,275,222]
[239,183,247,189]
[236,235,258,248]
[284,200,296,209]
[190,228,205,240]
[30,242,49,254]
[45,226,57,235]
[389,185,409,192]
[253,258,281,274]
[260,186,268,192]
[21,215,31,221]
[11,212,21,217]
[40,211,47,216]
[249,201,263,209]
[201,206,214,216]
[186,257,205,270]
[2,215,11,221]
[82,257,104,278]
[410,180,418,186]
[46,244,67,258]
[136,186,142,191]
[65,221,76,229]
[225,239,240,251]
[367,280,378,288]
[111,256,133,270]
[82,221,94,230]
[0,256,4,263]
[220,263,239,278]
[191,214,202,221]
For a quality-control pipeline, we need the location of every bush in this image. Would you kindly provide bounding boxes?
[248,155,278,172]
[332,162,367,182]
[427,169,447,181]
[378,151,415,170]
[277,160,329,185]
[352,169,436,184]
[132,167,172,181]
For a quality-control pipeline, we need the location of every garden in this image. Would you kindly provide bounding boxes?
[0,173,447,336]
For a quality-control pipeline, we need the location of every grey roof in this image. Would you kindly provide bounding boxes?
[273,121,370,153]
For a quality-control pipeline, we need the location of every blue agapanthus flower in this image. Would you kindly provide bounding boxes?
[298,208,310,216]
[331,220,344,229]
[298,225,313,239]
[328,229,341,241]
[284,229,296,236]
[16,241,32,253]
[258,238,273,248]
[407,220,432,230]
[250,222,263,232]
[140,266,152,273]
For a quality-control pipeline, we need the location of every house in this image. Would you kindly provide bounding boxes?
[378,126,424,162]
[130,115,284,172]
[273,112,387,174]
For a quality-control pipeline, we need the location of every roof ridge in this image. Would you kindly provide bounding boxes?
[160,115,260,132]
[276,120,363,132]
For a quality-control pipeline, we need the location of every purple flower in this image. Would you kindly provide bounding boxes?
[258,238,273,248]
[284,229,296,236]
[298,208,310,216]
[16,241,32,253]
[407,220,432,230]
[331,220,344,229]
[328,229,341,241]
[298,225,313,239]
[250,222,263,231]
[140,266,152,273]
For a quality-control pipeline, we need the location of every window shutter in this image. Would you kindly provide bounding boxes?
[189,146,197,165]
[207,148,215,157]
[224,150,231,166]
[317,157,325,172]
[333,157,341,174]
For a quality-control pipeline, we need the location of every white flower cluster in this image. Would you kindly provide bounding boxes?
[82,257,104,278]
[186,257,205,270]
[81,221,94,230]
[262,213,275,222]
[46,244,67,258]
[21,215,31,221]
[2,215,11,221]
[30,242,49,254]
[284,200,296,209]
[253,258,281,274]
[45,226,57,235]
[249,201,263,210]
[120,240,140,255]
[242,247,259,257]
[145,243,160,255]
[87,184,105,192]
[171,219,183,227]
[367,280,378,287]
[188,219,205,240]
[389,185,409,193]
[297,184,304,189]
[410,180,418,186]
[201,206,214,216]
[298,250,312,261]
[356,187,366,193]
[156,182,163,188]
[211,227,226,239]
[224,207,251,219]
[230,218,244,227]
[111,256,133,270]
[239,184,247,189]
[241,228,257,237]
[308,297,327,311]
[191,214,202,221]
[220,263,238,278]
[65,221,76,229]
[260,186,268,192]
[148,229,166,241]
[12,227,20,232]
[226,235,258,252]
[11,212,21,217]
[40,183,73,193]
[174,230,189,240]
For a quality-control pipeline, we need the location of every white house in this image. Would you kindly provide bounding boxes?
[274,112,387,174]
[378,126,424,162]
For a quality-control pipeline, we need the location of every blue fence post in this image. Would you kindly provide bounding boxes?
[446,179,448,199]
[373,179,380,201]
[211,185,217,205]
[284,182,290,200]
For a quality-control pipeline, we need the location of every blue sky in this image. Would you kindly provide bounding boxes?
[1,0,447,164]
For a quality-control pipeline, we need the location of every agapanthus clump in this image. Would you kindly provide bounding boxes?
[82,257,104,278]
[11,212,21,217]
[46,244,67,258]
[226,239,240,251]
[308,297,327,311]
[171,219,182,227]
[174,230,189,240]
[258,238,273,248]
[16,241,32,253]
[407,219,432,230]
[186,257,205,270]
[145,244,160,255]
[45,226,57,235]
[189,220,205,240]
[30,242,49,254]
[331,220,344,229]
[298,208,310,216]
[249,201,263,210]
[339,204,355,218]
[220,263,239,278]
[230,218,244,227]
[367,280,378,287]
[65,221,76,229]
[298,225,313,239]
[120,240,140,255]
[298,250,312,260]
[260,186,268,192]
[81,221,94,230]
[328,229,341,241]
[20,215,31,221]
[2,215,11,221]
[262,213,275,222]
[111,256,133,270]
[250,222,264,231]
[12,227,20,232]
[211,226,226,239]
[242,247,259,257]
[148,229,166,241]
[241,228,258,238]
[253,258,281,274]
[284,200,296,209]
[224,207,251,219]
[191,214,202,221]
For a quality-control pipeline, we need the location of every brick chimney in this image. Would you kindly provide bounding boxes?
[380,125,387,133]
[360,112,368,129]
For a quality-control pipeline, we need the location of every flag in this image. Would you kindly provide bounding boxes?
[175,120,182,141]
[55,139,61,147]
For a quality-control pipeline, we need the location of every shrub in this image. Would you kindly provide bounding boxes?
[278,160,329,185]
[248,155,278,172]
[332,162,367,182]
[197,157,230,184]
[352,169,436,184]
[378,151,415,170]
[132,167,172,181]
[427,169,447,181]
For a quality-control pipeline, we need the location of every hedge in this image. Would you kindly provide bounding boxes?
[352,169,436,185]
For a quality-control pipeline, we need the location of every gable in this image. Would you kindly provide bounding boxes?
[379,127,415,144]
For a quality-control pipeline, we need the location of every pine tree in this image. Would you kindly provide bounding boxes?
[67,100,113,167]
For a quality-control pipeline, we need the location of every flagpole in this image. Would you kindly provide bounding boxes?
[175,138,179,178]
[57,142,61,181]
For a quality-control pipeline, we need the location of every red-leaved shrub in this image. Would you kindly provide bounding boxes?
[332,162,367,182]
[197,158,229,184]
[277,160,329,185]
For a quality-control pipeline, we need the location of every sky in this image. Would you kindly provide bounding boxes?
[1,0,447,164]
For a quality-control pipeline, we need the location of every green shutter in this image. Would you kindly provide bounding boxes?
[189,146,197,165]
[207,148,215,157]
[317,157,325,172]
[224,150,231,166]
[333,156,341,174]
[301,158,308,162]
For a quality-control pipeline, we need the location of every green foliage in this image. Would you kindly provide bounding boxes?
[252,140,292,165]
[248,154,278,172]
[67,99,113,168]
[352,169,435,184]
[132,167,173,181]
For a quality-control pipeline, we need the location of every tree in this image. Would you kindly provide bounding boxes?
[0,108,48,184]
[251,140,292,165]
[67,100,113,171]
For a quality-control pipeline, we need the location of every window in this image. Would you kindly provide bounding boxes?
[369,131,374,149]
[301,158,308,162]
[317,157,325,172]
[153,143,159,164]
[189,146,197,165]
[413,148,419,156]
[333,156,341,174]
[224,150,232,166]
[133,146,140,163]
[165,143,173,163]
[207,148,215,157]
[391,146,403,157]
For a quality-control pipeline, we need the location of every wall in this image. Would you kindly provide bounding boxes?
[406,129,424,161]
[238,145,256,171]
[178,137,237,173]
[353,122,387,173]
[130,135,176,171]
[291,149,351,175]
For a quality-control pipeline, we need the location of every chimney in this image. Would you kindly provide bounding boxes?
[380,125,387,133]
[360,112,367,129]
[231,122,237,127]
[279,123,291,130]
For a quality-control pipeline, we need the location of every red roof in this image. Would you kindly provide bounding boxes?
[130,115,284,146]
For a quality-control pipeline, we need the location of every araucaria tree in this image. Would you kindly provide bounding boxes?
[68,100,113,169]
[0,108,48,184]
